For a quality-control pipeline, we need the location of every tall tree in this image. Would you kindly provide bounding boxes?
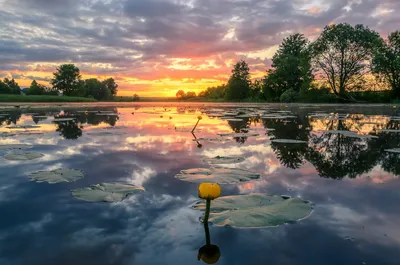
[28,80,44,95]
[85,78,111,100]
[102,78,118,97]
[225,60,251,100]
[176,90,185,99]
[265,33,313,98]
[3,78,21,94]
[372,31,400,98]
[0,80,11,94]
[51,64,81,96]
[312,24,381,99]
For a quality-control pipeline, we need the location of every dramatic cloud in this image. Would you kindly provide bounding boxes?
[0,0,399,96]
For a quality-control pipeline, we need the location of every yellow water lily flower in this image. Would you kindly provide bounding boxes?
[198,183,221,200]
[84,111,89,115]
[198,116,203,120]
[393,106,397,109]
[197,245,221,264]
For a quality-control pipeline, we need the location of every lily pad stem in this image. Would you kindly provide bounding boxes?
[204,198,211,223]
[192,119,200,132]
[204,198,211,245]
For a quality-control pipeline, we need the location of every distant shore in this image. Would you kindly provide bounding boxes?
[1,94,399,105]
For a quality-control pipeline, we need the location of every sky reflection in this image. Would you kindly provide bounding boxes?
[0,103,399,265]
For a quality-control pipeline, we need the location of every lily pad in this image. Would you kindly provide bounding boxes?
[175,167,260,184]
[385,148,400,154]
[175,128,202,132]
[29,168,85,184]
[222,118,244,122]
[218,133,259,137]
[381,129,400,133]
[3,152,44,161]
[71,183,145,202]
[192,194,312,228]
[193,138,232,143]
[86,131,126,136]
[207,113,225,117]
[271,139,307,144]
[323,130,378,139]
[0,144,33,151]
[6,125,41,129]
[53,118,76,122]
[0,132,16,137]
[204,156,246,164]
[95,113,119,116]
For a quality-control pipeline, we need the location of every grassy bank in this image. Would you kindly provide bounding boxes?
[0,94,97,102]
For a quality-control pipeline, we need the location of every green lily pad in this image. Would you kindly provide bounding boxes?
[3,152,44,161]
[381,129,400,133]
[71,183,145,202]
[86,131,126,136]
[204,156,246,164]
[29,168,85,184]
[95,113,119,116]
[192,194,313,228]
[175,167,260,184]
[385,148,400,154]
[6,125,41,129]
[0,144,33,151]
[193,138,232,142]
[53,118,76,122]
[218,133,259,137]
[271,139,307,144]
[323,130,378,139]
[222,118,244,122]
[175,128,202,132]
[208,113,224,117]
[0,132,16,137]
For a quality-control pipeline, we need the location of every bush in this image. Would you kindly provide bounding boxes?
[300,87,337,103]
[349,91,392,103]
[280,89,299,103]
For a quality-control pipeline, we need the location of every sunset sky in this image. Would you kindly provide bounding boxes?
[0,0,399,97]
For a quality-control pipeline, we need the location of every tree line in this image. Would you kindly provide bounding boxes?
[0,64,120,100]
[193,23,400,103]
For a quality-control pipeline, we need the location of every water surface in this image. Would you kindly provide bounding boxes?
[0,103,399,265]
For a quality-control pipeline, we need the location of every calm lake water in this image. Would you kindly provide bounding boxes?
[0,103,399,265]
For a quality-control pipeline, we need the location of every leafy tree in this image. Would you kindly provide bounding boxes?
[176,90,185,99]
[250,80,263,99]
[202,85,227,99]
[133,94,140,101]
[2,78,21,94]
[0,80,11,94]
[84,78,111,100]
[372,31,400,98]
[264,34,313,100]
[28,80,45,95]
[51,64,81,96]
[102,78,118,97]
[184,91,196,99]
[312,23,381,99]
[225,60,251,100]
[198,91,206,97]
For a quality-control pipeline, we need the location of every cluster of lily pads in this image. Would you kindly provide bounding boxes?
[0,111,143,203]
[174,154,313,228]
